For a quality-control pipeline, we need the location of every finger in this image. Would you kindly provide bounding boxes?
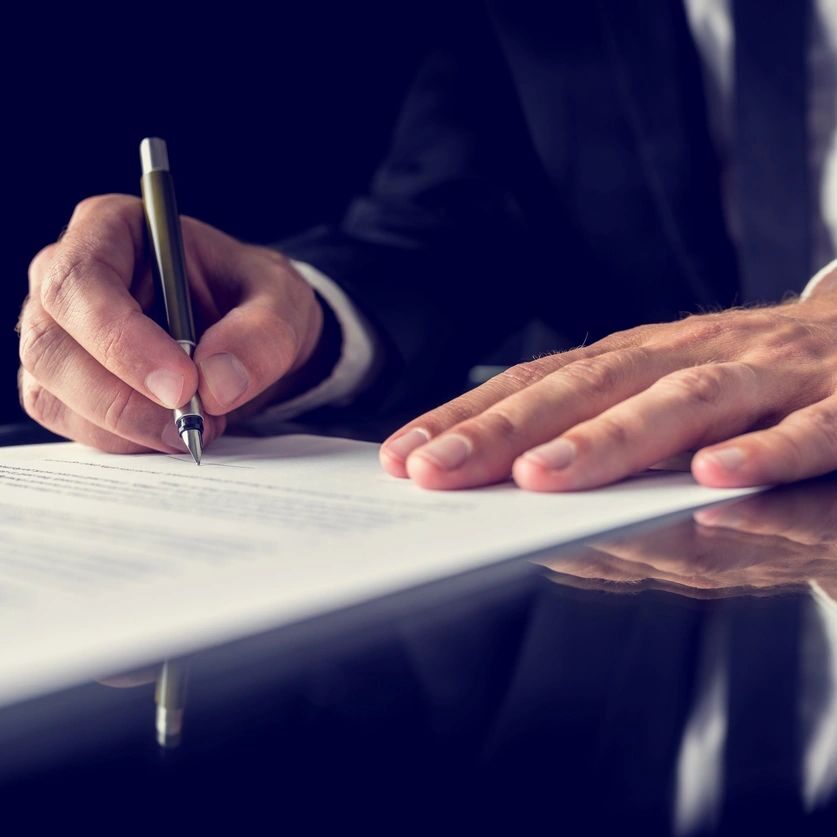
[692,394,837,488]
[19,369,150,454]
[33,239,157,328]
[193,252,321,415]
[20,369,227,455]
[18,300,224,452]
[380,336,638,478]
[402,346,680,489]
[35,195,198,410]
[513,361,772,491]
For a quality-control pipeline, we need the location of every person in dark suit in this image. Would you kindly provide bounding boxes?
[16,0,837,492]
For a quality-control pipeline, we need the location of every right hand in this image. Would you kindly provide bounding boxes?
[18,194,324,453]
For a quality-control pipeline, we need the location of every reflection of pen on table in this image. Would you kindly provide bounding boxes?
[140,137,205,465]
[155,658,189,748]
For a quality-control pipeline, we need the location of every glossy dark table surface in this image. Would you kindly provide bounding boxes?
[1,422,836,834]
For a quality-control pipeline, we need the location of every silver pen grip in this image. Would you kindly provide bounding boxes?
[174,340,204,433]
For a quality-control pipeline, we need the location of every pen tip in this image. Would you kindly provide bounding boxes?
[181,428,203,465]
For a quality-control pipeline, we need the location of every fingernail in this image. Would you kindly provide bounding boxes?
[199,353,249,408]
[699,446,746,471]
[694,505,741,528]
[693,507,718,526]
[146,369,185,409]
[161,421,183,450]
[414,433,472,471]
[384,428,431,461]
[523,439,577,470]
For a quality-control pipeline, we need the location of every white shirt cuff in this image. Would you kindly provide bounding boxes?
[251,260,378,423]
[800,258,837,300]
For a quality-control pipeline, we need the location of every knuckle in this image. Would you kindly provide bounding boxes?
[599,325,647,349]
[766,425,810,468]
[21,379,61,428]
[416,385,500,432]
[771,322,832,368]
[18,315,62,378]
[28,245,57,285]
[463,409,520,446]
[670,315,728,348]
[561,355,622,393]
[40,252,87,318]
[68,195,143,242]
[73,195,102,217]
[73,195,108,216]
[784,406,837,456]
[97,310,139,369]
[424,398,477,430]
[749,319,811,355]
[101,387,136,436]
[592,415,630,448]
[774,320,812,346]
[71,194,128,220]
[498,360,545,390]
[657,366,725,408]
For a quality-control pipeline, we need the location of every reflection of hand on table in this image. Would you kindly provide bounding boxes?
[541,479,837,600]
[98,669,157,689]
[692,480,837,547]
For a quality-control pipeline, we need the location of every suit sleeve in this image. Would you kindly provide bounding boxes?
[277,11,540,421]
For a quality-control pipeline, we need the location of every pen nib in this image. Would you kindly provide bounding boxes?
[181,428,203,465]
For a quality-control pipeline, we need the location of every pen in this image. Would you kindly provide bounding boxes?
[139,137,205,465]
[155,658,189,749]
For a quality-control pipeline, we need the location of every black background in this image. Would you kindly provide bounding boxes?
[1,3,452,425]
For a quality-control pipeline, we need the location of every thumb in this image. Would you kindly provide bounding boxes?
[193,260,322,415]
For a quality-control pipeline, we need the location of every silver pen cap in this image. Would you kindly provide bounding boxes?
[140,137,170,174]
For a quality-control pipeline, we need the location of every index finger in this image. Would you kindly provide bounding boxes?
[35,195,197,408]
[379,333,639,476]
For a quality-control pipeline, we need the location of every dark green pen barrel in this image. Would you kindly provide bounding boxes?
[141,169,196,344]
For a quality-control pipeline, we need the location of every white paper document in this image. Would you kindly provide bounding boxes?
[0,434,759,705]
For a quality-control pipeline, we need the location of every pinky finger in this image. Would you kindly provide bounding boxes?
[19,370,160,455]
[692,396,837,488]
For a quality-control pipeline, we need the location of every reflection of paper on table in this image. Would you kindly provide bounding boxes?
[0,434,759,705]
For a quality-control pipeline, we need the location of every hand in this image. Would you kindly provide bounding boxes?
[18,195,324,453]
[380,263,837,490]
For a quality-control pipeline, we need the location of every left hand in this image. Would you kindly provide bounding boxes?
[380,264,837,491]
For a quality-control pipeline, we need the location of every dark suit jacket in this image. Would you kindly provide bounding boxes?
[280,0,742,419]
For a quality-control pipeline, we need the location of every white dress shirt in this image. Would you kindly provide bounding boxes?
[257,0,837,423]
